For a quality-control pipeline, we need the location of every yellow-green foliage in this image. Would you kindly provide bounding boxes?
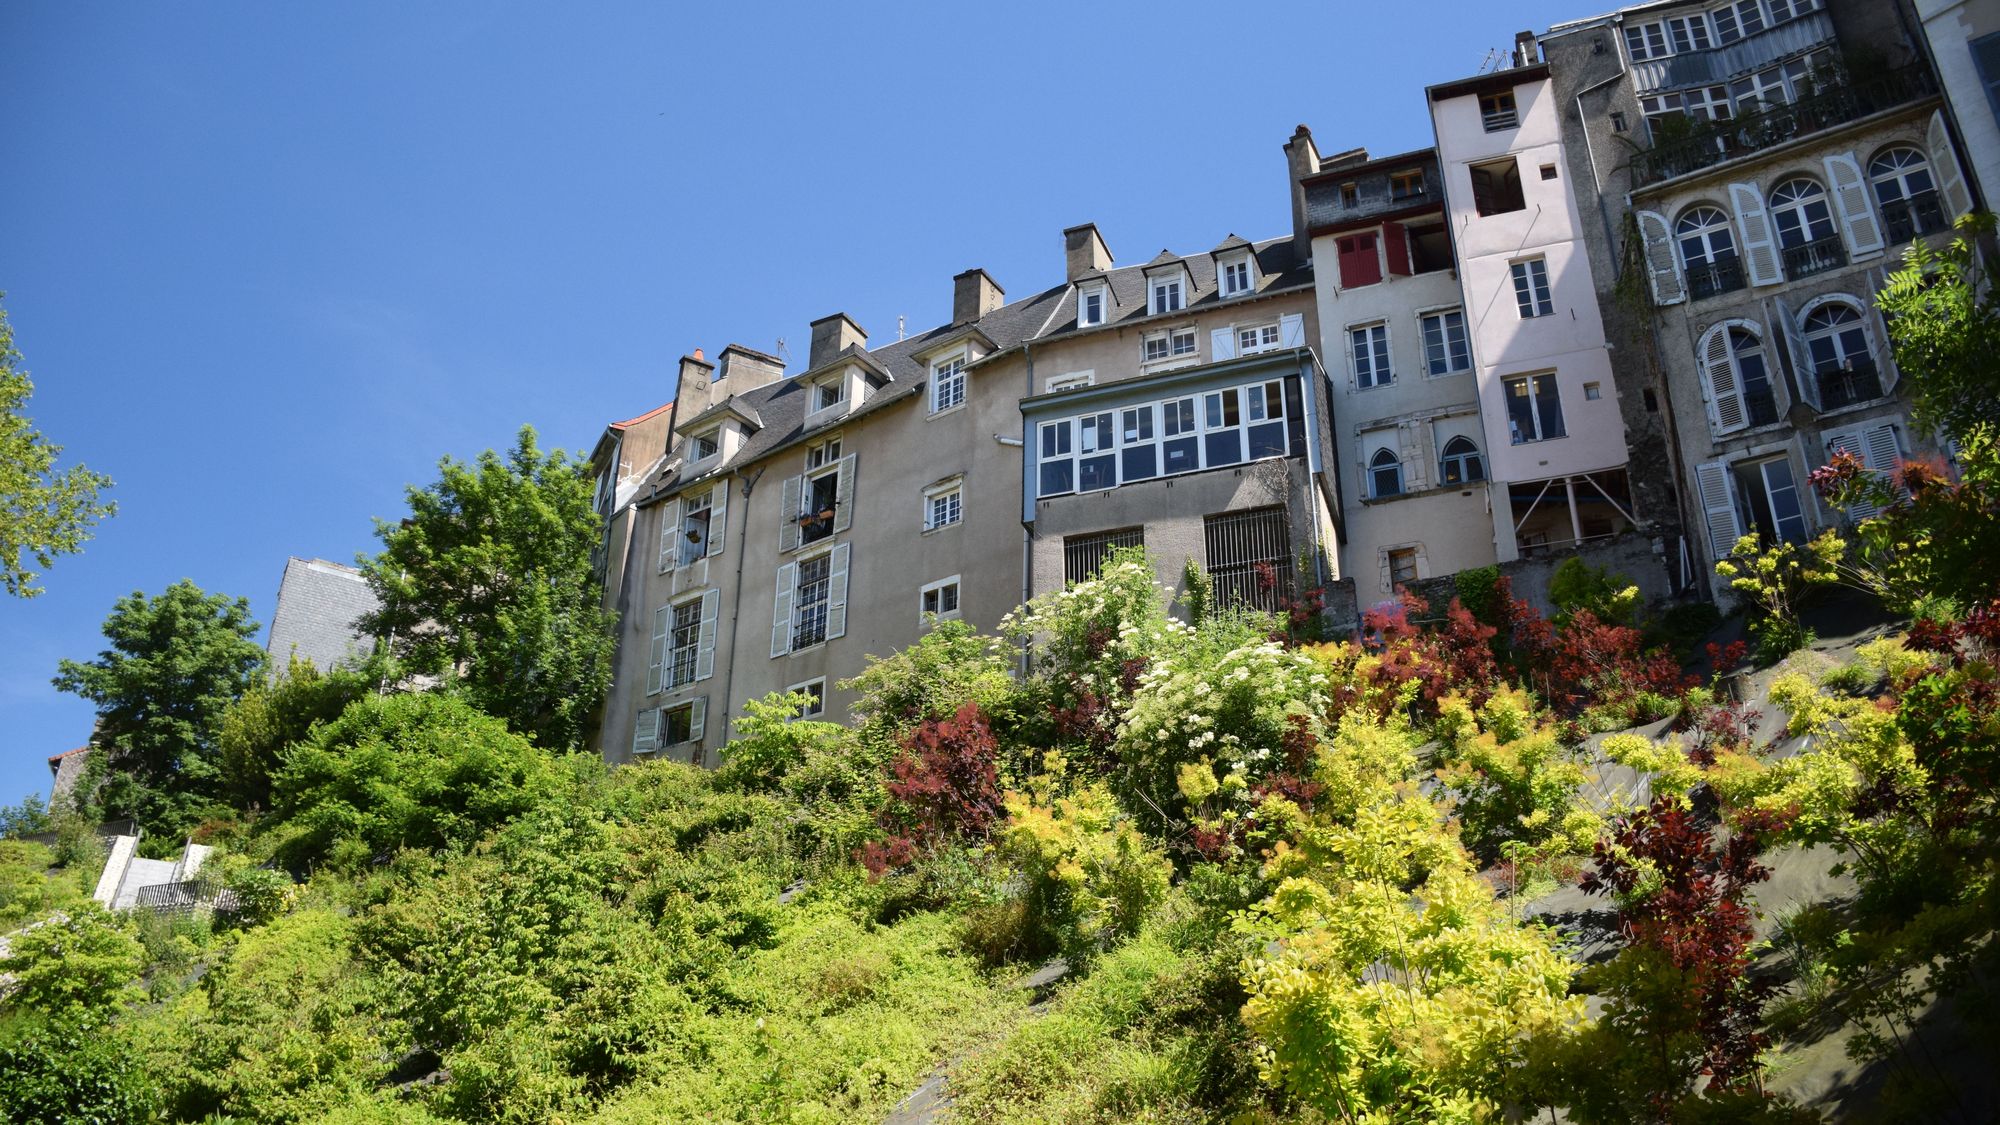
[0,839,89,931]
[998,785,1173,963]
[1855,635,1932,682]
[1432,688,1599,863]
[1600,733,1704,806]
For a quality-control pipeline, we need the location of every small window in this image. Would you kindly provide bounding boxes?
[788,679,826,718]
[1504,373,1565,444]
[811,377,845,413]
[1610,111,1628,133]
[1623,21,1668,60]
[806,435,841,471]
[1584,381,1602,400]
[1046,372,1094,393]
[931,354,967,413]
[1369,447,1404,498]
[920,575,962,622]
[1510,258,1554,318]
[1390,170,1425,200]
[1145,327,1196,362]
[1479,91,1519,131]
[1340,183,1358,207]
[1419,309,1470,376]
[690,429,719,461]
[1350,323,1393,388]
[1666,13,1713,53]
[1439,436,1484,485]
[661,703,696,746]
[1470,157,1526,216]
[1221,258,1253,296]
[1079,286,1106,327]
[1150,277,1184,315]
[1388,547,1420,586]
[1539,163,1558,181]
[924,483,962,530]
[1237,323,1282,355]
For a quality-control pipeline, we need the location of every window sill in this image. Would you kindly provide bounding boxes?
[786,640,828,658]
[1141,357,1201,374]
[1814,399,1895,423]
[927,402,967,420]
[1355,379,1397,391]
[921,521,962,535]
[1509,435,1567,446]
[1424,367,1473,380]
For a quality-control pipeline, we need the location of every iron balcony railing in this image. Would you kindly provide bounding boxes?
[1782,235,1847,280]
[1687,258,1746,300]
[132,879,239,917]
[1631,66,1938,187]
[1819,360,1883,410]
[1881,191,1948,244]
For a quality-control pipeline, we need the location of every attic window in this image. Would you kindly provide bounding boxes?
[1221,257,1253,297]
[811,376,845,413]
[690,428,720,461]
[1390,170,1425,200]
[1340,183,1359,207]
[1480,91,1519,131]
[1149,277,1184,315]
[1079,285,1106,327]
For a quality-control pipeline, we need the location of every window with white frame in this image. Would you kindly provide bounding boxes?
[1666,13,1713,52]
[1350,322,1392,388]
[931,354,966,413]
[679,488,713,567]
[1439,436,1484,484]
[1623,20,1668,60]
[1079,286,1106,327]
[1730,66,1792,112]
[1503,373,1565,443]
[1770,177,1837,261]
[805,435,841,471]
[1869,147,1944,241]
[1046,371,1094,393]
[920,575,961,622]
[1701,325,1781,432]
[788,678,826,718]
[798,452,842,547]
[689,427,720,461]
[1035,380,1287,499]
[1510,258,1554,318]
[1419,309,1470,376]
[810,375,845,414]
[1149,276,1184,315]
[1237,322,1282,354]
[1803,303,1880,407]
[1221,257,1253,296]
[1369,447,1404,498]
[1712,0,1765,44]
[792,551,832,650]
[666,597,702,688]
[1142,326,1197,363]
[924,479,963,530]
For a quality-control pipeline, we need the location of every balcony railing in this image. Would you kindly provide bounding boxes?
[1882,191,1948,245]
[1687,258,1746,300]
[1818,361,1883,410]
[1782,235,1847,280]
[1631,66,1938,187]
[1745,389,1781,428]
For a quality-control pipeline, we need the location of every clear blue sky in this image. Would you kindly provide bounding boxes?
[1,0,1584,805]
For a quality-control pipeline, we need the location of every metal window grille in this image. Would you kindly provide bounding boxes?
[1063,527,1144,585]
[1204,507,1293,613]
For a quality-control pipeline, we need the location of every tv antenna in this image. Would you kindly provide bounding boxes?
[898,315,906,341]
[775,338,789,364]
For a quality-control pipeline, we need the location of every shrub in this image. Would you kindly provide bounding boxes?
[860,704,1004,875]
[1713,531,1843,662]
[1548,556,1640,626]
[0,904,144,1018]
[1454,564,1504,627]
[995,785,1172,964]
[1432,687,1600,867]
[0,1016,160,1125]
[715,689,850,791]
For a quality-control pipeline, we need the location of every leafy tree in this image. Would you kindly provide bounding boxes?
[0,299,115,599]
[358,426,615,751]
[0,793,51,839]
[218,654,374,812]
[1874,212,2000,441]
[0,1018,160,1125]
[0,904,146,1019]
[52,579,266,838]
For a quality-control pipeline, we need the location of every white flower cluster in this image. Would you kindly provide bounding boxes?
[1120,639,1331,800]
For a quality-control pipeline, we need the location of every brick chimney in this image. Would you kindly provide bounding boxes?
[1283,124,1322,260]
[952,268,1005,325]
[1063,223,1113,282]
[808,313,867,371]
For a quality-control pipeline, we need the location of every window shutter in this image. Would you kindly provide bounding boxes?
[832,453,857,533]
[1695,459,1743,561]
[694,588,719,681]
[1865,424,1908,503]
[1211,328,1237,361]
[1776,296,1817,411]
[1822,154,1884,260]
[771,562,796,657]
[657,498,682,573]
[1634,210,1686,306]
[632,708,659,755]
[825,543,851,641]
[1821,427,1880,520]
[646,605,669,695]
[1397,426,1426,490]
[1728,182,1781,286]
[1383,221,1411,276]
[1927,110,1973,221]
[1279,313,1305,348]
[688,698,707,743]
[1702,328,1747,434]
[706,484,728,557]
[1872,291,1901,392]
[779,475,803,553]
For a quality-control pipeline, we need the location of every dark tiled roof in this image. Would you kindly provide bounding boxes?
[266,557,379,673]
[1034,235,1312,341]
[1142,249,1184,270]
[1210,233,1254,254]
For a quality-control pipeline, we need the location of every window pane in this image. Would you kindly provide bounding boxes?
[1121,406,1154,443]
[1079,454,1116,491]
[1533,374,1565,439]
[1122,445,1158,481]
[1506,378,1537,443]
[1163,436,1199,475]
[1039,460,1074,496]
[1247,422,1287,460]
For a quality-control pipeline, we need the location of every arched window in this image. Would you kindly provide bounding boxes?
[1803,302,1879,407]
[1869,147,1944,241]
[1700,324,1779,433]
[1369,448,1403,498]
[1675,205,1740,297]
[1439,436,1484,485]
[1769,177,1841,277]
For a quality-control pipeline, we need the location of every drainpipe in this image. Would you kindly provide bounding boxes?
[709,465,764,766]
[1019,341,1036,680]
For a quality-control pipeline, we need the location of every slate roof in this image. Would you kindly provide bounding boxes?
[266,557,379,673]
[638,234,1309,506]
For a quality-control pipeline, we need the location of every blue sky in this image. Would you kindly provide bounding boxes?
[0,0,1585,805]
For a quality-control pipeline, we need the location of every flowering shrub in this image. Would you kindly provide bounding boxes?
[859,704,1004,876]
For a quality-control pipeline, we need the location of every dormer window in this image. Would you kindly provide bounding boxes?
[930,353,967,414]
[690,428,720,462]
[1079,286,1106,327]
[1150,277,1183,315]
[811,376,845,414]
[1221,258,1253,297]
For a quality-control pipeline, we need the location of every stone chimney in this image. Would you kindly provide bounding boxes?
[808,313,867,371]
[715,344,785,394]
[1283,124,1323,260]
[673,348,718,424]
[952,268,1005,325]
[1063,223,1113,282]
[1515,30,1538,67]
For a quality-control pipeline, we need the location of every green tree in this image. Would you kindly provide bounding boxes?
[0,298,115,598]
[0,905,145,1019]
[359,426,615,751]
[52,580,266,838]
[1875,212,2000,441]
[217,654,373,812]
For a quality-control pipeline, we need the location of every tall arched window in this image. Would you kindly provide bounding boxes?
[1369,448,1403,498]
[1700,324,1779,433]
[1803,302,1879,408]
[1869,146,1943,242]
[1439,437,1484,485]
[1675,205,1740,298]
[1769,177,1842,278]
